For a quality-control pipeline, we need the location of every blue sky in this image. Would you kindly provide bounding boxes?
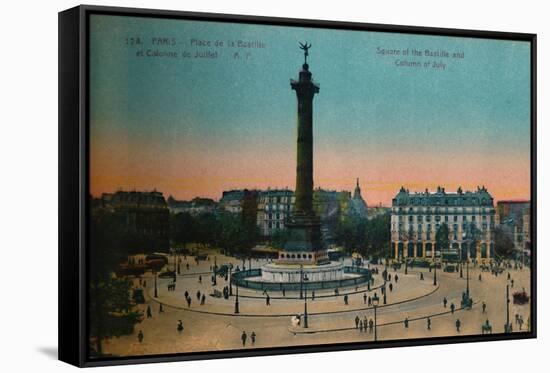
[89,14,531,204]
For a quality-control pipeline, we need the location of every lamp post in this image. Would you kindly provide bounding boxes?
[177,250,181,275]
[229,263,233,296]
[300,265,304,299]
[154,270,158,298]
[433,259,437,286]
[372,293,380,341]
[234,267,240,314]
[504,281,512,333]
[466,258,470,297]
[303,273,309,328]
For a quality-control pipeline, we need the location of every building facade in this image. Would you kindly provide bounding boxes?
[390,186,495,262]
[257,189,294,237]
[98,190,170,252]
[496,200,531,254]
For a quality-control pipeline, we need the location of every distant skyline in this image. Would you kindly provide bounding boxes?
[89,15,531,205]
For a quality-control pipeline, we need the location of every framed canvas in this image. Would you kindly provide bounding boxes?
[59,5,537,367]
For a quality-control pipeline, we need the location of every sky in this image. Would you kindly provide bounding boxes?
[89,15,531,205]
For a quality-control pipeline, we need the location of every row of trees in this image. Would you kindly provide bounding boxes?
[332,216,518,261]
[333,214,391,259]
[89,213,143,356]
[170,211,259,256]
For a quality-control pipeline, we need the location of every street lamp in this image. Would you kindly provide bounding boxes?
[300,265,304,299]
[303,273,309,328]
[229,263,233,296]
[504,280,512,333]
[372,293,380,341]
[234,267,240,314]
[433,259,437,286]
[154,270,158,298]
[466,258,470,297]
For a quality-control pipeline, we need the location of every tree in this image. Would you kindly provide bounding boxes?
[494,227,516,258]
[170,212,197,251]
[435,223,450,255]
[363,213,391,259]
[89,212,143,356]
[271,229,290,250]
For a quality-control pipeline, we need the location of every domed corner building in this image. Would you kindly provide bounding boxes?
[347,178,368,219]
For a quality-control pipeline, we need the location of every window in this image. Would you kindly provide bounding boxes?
[408,215,413,222]
[454,215,458,222]
[418,215,423,222]
[435,215,441,222]
[472,215,476,221]
[445,215,449,222]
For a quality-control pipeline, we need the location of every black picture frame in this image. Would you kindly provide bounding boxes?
[59,4,537,367]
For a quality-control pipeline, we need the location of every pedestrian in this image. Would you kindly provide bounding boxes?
[184,290,189,299]
[138,330,144,343]
[355,315,360,329]
[479,274,482,281]
[198,275,202,283]
[177,320,183,332]
[369,319,374,333]
[511,279,514,288]
[251,331,256,345]
[368,296,372,307]
[388,274,392,282]
[159,303,164,313]
[455,318,461,332]
[359,320,363,332]
[427,317,431,330]
[197,290,201,301]
[450,303,455,314]
[482,302,487,313]
[266,294,270,306]
[395,274,399,283]
[443,297,448,308]
[241,331,247,346]
[146,305,152,319]
[201,294,206,305]
[187,263,190,270]
[312,291,315,300]
[363,293,367,304]
[420,273,424,281]
[518,316,524,330]
[187,296,192,308]
[404,317,409,328]
[389,283,393,292]
[363,316,368,332]
[282,289,286,297]
[344,294,348,305]
[507,272,511,280]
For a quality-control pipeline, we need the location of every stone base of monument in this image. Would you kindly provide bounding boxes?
[231,262,371,292]
[260,261,344,282]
